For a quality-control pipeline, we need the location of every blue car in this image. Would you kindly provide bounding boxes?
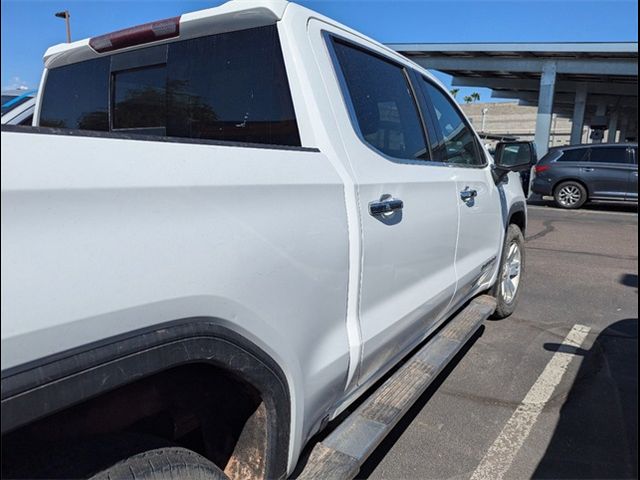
[532,143,638,209]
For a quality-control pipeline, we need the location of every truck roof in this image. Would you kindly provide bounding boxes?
[44,0,290,69]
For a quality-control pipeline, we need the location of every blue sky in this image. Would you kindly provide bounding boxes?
[1,0,638,103]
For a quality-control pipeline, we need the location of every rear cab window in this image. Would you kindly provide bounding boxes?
[39,25,301,148]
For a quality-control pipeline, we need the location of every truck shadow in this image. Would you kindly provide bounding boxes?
[289,326,484,479]
[528,196,638,214]
[533,318,638,479]
[356,327,484,479]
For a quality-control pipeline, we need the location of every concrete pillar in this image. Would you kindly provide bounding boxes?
[534,62,557,158]
[618,115,629,143]
[570,84,587,145]
[607,109,619,143]
[592,102,607,144]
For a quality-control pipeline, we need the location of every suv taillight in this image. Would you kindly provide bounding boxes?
[89,16,180,53]
[535,165,551,174]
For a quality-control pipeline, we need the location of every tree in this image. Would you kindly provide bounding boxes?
[449,88,460,99]
[463,92,481,104]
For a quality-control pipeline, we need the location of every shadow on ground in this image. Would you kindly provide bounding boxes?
[534,318,638,479]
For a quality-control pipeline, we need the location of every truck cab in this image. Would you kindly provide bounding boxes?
[1,2,529,478]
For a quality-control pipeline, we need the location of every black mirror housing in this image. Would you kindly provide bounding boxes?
[492,141,538,183]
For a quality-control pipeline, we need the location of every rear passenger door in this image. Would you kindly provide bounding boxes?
[414,76,503,308]
[584,146,633,199]
[314,26,460,387]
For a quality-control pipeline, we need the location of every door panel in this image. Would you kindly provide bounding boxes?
[583,146,633,198]
[453,171,503,305]
[312,25,460,387]
[414,75,502,308]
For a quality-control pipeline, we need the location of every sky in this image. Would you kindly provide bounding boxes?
[1,0,638,103]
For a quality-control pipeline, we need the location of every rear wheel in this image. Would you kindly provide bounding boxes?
[554,181,587,209]
[491,224,525,319]
[90,445,228,480]
[4,433,228,480]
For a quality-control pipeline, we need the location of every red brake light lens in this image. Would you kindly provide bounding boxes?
[89,16,180,53]
[535,164,551,174]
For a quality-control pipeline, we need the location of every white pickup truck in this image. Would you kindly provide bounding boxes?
[0,1,533,479]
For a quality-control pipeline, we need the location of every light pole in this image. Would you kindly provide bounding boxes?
[55,10,71,43]
[481,108,489,132]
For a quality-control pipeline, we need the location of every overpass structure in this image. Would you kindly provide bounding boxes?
[387,42,638,157]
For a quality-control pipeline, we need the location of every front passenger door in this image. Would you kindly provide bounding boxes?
[414,76,503,308]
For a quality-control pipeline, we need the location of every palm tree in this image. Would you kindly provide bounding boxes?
[463,95,473,104]
[470,92,481,102]
[450,88,460,99]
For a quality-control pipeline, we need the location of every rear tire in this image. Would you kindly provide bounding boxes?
[90,445,228,480]
[3,433,228,480]
[554,181,587,209]
[491,224,525,319]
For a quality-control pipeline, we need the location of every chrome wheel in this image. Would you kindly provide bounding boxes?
[500,242,522,304]
[557,185,582,207]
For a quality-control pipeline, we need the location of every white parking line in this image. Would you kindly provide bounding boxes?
[469,324,591,480]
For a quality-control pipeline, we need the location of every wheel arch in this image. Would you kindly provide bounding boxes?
[507,201,527,235]
[1,318,291,479]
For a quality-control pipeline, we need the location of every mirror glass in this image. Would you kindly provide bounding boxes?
[498,143,533,168]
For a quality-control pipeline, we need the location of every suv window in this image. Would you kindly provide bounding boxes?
[332,39,429,161]
[39,25,301,147]
[557,148,588,162]
[588,146,629,164]
[418,78,483,166]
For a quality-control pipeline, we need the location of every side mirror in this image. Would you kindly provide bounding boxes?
[492,141,538,184]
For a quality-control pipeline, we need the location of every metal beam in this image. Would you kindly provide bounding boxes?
[451,77,638,96]
[571,84,588,145]
[535,62,557,158]
[411,57,637,76]
[388,42,639,54]
[491,90,638,107]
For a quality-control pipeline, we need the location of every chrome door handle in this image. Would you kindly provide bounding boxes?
[460,188,478,202]
[583,168,595,172]
[369,196,403,216]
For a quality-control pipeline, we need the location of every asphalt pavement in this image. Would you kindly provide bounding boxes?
[362,202,638,480]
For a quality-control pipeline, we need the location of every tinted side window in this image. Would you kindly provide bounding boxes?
[332,40,429,161]
[588,147,629,164]
[167,26,299,146]
[558,148,589,162]
[419,79,483,166]
[40,57,109,131]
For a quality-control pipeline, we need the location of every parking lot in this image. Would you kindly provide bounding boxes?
[361,203,638,480]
